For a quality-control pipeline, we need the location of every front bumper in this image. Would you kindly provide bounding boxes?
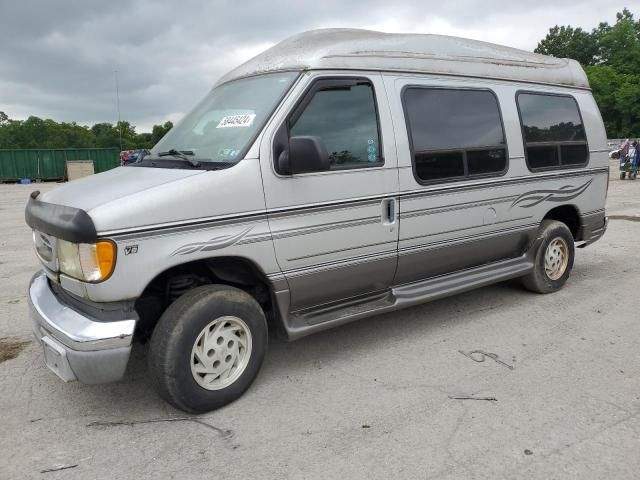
[28,272,137,384]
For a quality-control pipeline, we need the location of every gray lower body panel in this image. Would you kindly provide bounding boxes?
[578,210,607,246]
[285,254,397,311]
[394,225,537,285]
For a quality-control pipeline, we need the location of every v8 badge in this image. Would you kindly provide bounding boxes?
[124,245,139,256]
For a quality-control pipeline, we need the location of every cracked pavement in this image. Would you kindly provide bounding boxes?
[1,160,639,479]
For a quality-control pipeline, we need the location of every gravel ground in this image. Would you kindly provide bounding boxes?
[1,161,639,479]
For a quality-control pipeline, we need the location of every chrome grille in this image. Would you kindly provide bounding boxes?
[33,230,58,272]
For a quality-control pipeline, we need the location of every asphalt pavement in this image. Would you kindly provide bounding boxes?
[1,161,639,479]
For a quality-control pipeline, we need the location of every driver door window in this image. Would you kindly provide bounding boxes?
[289,79,383,170]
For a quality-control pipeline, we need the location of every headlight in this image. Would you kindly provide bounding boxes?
[57,239,116,282]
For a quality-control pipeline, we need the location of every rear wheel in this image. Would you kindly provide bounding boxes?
[148,284,268,413]
[522,220,575,294]
[631,171,638,180]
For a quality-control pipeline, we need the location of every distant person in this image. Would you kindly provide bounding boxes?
[630,141,638,169]
[621,139,630,165]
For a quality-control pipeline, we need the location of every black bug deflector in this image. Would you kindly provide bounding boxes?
[25,191,98,243]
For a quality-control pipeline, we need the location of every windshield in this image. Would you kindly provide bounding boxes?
[149,71,298,163]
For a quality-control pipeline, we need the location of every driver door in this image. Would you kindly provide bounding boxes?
[259,73,399,312]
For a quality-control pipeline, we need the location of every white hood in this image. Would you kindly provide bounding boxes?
[39,160,266,234]
[41,166,204,211]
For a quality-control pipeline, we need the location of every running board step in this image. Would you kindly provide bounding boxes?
[284,255,534,340]
[392,255,534,308]
[294,291,395,326]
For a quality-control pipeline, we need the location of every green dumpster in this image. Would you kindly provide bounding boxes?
[0,148,119,182]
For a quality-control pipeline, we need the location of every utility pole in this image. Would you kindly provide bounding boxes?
[115,70,123,152]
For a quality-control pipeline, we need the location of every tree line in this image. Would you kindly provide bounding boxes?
[535,8,640,138]
[0,111,173,151]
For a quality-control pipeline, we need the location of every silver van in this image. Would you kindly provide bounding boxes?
[26,29,609,413]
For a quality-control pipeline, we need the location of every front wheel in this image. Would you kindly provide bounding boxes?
[522,220,575,294]
[620,172,626,180]
[148,285,268,413]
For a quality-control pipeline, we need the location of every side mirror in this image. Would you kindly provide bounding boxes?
[279,136,330,175]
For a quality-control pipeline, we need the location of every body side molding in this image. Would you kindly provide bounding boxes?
[102,167,609,241]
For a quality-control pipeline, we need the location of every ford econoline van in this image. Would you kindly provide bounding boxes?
[26,29,608,413]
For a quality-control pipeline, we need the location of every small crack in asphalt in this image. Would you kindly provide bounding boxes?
[448,395,498,402]
[40,464,78,474]
[86,417,237,446]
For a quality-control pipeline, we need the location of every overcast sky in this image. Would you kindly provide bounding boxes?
[0,1,627,132]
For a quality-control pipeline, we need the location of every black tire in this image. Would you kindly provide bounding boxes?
[522,220,575,294]
[632,172,638,180]
[620,172,626,180]
[148,284,268,413]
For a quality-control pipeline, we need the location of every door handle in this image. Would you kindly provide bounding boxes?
[382,198,396,226]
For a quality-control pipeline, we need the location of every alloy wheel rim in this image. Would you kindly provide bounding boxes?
[544,237,569,281]
[190,316,252,390]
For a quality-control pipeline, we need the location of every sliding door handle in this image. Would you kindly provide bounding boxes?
[381,198,397,227]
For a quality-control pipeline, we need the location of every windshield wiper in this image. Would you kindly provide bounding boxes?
[158,149,200,167]
[133,152,235,171]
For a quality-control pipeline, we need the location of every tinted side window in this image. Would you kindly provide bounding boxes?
[403,88,507,183]
[517,93,588,170]
[290,81,382,169]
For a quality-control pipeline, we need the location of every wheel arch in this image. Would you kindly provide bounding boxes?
[542,204,581,241]
[134,255,286,341]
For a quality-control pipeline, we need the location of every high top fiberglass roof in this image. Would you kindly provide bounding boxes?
[217,28,589,89]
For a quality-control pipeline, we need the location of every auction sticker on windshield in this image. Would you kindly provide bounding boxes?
[217,114,256,128]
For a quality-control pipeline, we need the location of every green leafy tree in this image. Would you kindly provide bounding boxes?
[59,122,96,148]
[598,9,640,74]
[151,121,173,145]
[535,9,640,138]
[91,122,120,148]
[134,132,153,149]
[0,115,178,150]
[115,121,138,150]
[20,116,47,148]
[585,66,626,135]
[535,25,599,65]
[0,118,20,148]
[90,121,138,149]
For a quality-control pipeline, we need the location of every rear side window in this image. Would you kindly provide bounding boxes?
[517,92,588,170]
[403,88,507,183]
[289,80,382,169]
